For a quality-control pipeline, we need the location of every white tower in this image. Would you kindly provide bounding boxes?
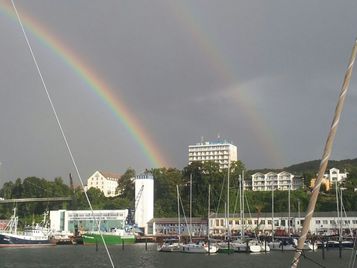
[135,171,154,234]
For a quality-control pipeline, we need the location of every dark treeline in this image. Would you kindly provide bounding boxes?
[1,159,357,224]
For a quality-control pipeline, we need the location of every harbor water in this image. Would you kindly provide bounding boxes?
[0,243,354,268]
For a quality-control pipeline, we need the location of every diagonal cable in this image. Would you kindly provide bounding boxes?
[10,1,115,267]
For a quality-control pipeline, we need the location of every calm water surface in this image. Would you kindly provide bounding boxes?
[0,243,354,268]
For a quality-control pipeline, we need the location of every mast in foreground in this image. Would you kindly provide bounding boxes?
[291,39,357,267]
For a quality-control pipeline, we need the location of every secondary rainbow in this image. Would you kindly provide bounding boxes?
[0,2,168,168]
[165,2,284,167]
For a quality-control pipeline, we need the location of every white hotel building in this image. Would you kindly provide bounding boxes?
[188,140,238,169]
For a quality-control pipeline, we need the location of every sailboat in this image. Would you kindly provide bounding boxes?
[268,182,316,251]
[217,162,236,254]
[268,181,296,251]
[325,182,354,249]
[157,185,182,252]
[181,175,218,254]
[231,173,268,253]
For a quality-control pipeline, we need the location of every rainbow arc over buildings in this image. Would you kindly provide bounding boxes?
[0,2,168,168]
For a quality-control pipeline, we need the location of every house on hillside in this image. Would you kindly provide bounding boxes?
[310,168,349,192]
[324,168,348,183]
[86,171,121,197]
[250,171,304,191]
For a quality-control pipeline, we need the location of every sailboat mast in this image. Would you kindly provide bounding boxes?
[272,182,275,241]
[208,184,211,240]
[339,187,343,241]
[242,170,245,236]
[190,173,192,242]
[288,182,291,236]
[335,180,341,238]
[177,185,181,242]
[227,158,230,238]
[239,175,243,238]
[292,40,357,268]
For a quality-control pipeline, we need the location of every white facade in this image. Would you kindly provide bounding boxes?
[251,171,303,191]
[86,171,120,197]
[135,172,154,235]
[209,212,357,236]
[49,209,128,234]
[324,168,348,183]
[188,140,238,169]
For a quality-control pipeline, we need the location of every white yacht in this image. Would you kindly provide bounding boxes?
[157,239,181,252]
[181,241,218,254]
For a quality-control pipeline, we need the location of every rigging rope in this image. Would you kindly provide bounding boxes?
[215,171,226,215]
[10,1,115,267]
[291,39,357,268]
[178,187,191,241]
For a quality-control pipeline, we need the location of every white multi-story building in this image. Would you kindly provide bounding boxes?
[86,171,121,197]
[251,171,303,191]
[135,171,154,235]
[188,140,238,169]
[324,168,348,183]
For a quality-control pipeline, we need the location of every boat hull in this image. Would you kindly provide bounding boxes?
[82,233,135,245]
[0,233,54,248]
[158,243,181,252]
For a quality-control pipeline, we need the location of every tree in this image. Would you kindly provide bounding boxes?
[153,168,183,217]
[116,168,136,202]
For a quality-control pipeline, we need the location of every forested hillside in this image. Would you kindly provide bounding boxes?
[1,158,356,225]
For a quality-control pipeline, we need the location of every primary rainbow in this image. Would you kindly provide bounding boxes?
[0,1,168,168]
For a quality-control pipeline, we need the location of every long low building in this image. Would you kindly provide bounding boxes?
[210,212,357,237]
[146,212,357,237]
[147,217,208,237]
[50,209,357,237]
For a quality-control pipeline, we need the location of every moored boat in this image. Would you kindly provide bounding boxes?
[0,208,54,248]
[82,228,135,245]
[217,240,235,254]
[157,238,181,252]
[231,238,269,253]
[181,241,218,254]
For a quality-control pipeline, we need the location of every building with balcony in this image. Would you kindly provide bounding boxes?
[188,140,238,169]
[251,171,303,191]
[324,168,348,183]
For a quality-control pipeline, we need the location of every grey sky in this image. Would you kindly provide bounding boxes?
[1,0,357,184]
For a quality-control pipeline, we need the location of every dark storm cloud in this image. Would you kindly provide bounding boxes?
[1,0,357,184]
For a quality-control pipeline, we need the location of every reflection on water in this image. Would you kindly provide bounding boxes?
[0,243,352,268]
